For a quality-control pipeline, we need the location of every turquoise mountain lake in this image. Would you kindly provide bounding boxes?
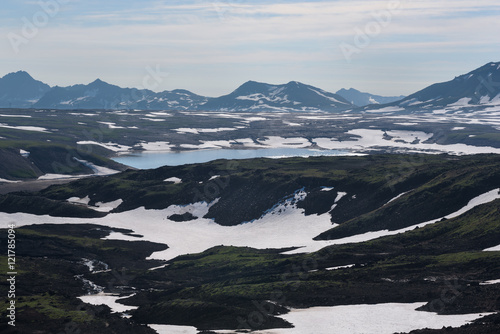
[113,148,347,169]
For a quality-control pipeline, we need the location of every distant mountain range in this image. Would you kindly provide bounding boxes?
[1,62,499,112]
[0,73,355,112]
[335,88,405,107]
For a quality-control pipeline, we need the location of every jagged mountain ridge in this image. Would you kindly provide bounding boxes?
[33,79,209,110]
[200,80,354,112]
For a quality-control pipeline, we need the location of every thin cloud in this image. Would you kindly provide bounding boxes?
[1,0,499,96]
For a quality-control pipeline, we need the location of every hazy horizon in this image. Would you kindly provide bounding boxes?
[2,0,500,97]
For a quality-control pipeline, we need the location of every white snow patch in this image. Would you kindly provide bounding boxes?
[0,114,32,118]
[67,197,122,212]
[480,279,500,285]
[449,98,472,106]
[231,138,263,148]
[146,112,172,117]
[152,112,172,116]
[320,187,334,192]
[148,324,198,334]
[0,123,50,132]
[204,140,237,148]
[432,109,449,115]
[78,293,137,313]
[283,121,302,127]
[325,264,355,271]
[408,100,422,106]
[174,127,237,134]
[440,189,500,220]
[73,158,120,176]
[236,93,265,101]
[105,231,142,241]
[241,117,267,123]
[314,129,500,155]
[490,93,500,105]
[148,264,170,271]
[174,127,199,134]
[365,106,405,113]
[386,130,433,144]
[94,199,123,212]
[452,127,466,130]
[67,196,91,205]
[480,95,491,104]
[257,136,311,148]
[209,175,220,181]
[334,192,347,203]
[69,113,99,117]
[140,118,166,122]
[38,174,85,180]
[394,122,418,126]
[244,303,490,334]
[97,121,125,129]
[180,140,234,150]
[161,200,217,225]
[77,141,132,152]
[0,178,21,183]
[164,177,182,184]
[139,141,173,151]
[308,87,345,104]
[385,191,411,205]
[297,115,362,121]
[483,244,500,252]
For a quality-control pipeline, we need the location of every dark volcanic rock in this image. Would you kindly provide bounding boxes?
[168,212,198,222]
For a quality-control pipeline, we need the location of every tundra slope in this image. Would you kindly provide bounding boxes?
[0,154,499,333]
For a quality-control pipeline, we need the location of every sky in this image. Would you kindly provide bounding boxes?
[1,0,499,97]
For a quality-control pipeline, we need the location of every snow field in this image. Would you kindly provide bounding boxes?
[148,303,491,334]
[2,187,499,334]
[313,129,500,155]
[3,188,498,262]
